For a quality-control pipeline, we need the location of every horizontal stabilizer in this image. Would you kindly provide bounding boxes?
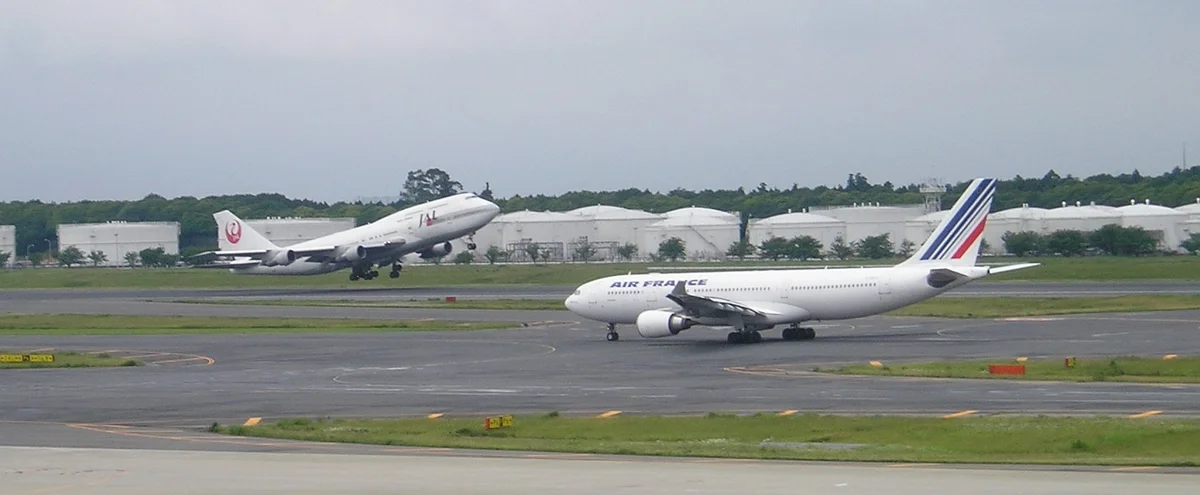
[987,262,1041,275]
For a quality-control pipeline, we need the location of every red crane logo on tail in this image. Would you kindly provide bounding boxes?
[225,220,243,244]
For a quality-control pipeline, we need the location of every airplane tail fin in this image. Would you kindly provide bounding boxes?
[213,210,277,251]
[901,178,996,267]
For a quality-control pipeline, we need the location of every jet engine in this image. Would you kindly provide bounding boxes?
[635,310,693,338]
[336,245,366,263]
[419,241,453,259]
[263,249,296,267]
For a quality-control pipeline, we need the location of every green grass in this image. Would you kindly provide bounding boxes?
[179,295,1200,318]
[827,356,1200,384]
[216,413,1200,466]
[2,256,1199,289]
[0,314,521,336]
[0,350,142,369]
[888,295,1200,318]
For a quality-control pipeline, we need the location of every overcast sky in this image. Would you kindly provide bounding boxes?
[2,1,1197,203]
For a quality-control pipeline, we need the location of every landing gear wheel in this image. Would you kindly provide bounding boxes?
[467,242,477,250]
[749,331,762,343]
[782,328,795,341]
[349,273,360,281]
[389,270,400,279]
[802,327,816,340]
[727,332,742,344]
[606,331,619,342]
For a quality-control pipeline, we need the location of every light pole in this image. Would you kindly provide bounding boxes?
[114,233,120,267]
[44,238,52,256]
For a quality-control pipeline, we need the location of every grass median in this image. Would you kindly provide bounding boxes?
[216,413,1200,466]
[0,350,141,369]
[2,256,1199,289]
[179,295,1200,319]
[825,356,1200,384]
[0,314,521,336]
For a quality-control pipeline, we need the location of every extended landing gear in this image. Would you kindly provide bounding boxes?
[727,331,763,344]
[350,265,380,281]
[389,263,402,279]
[605,323,619,342]
[781,326,816,341]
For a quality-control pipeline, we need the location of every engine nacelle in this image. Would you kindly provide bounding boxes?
[336,245,366,263]
[420,241,453,259]
[635,310,693,339]
[263,249,296,267]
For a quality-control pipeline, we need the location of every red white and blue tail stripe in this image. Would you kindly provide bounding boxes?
[903,178,995,266]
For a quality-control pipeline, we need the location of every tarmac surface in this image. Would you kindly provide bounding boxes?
[3,284,1200,493]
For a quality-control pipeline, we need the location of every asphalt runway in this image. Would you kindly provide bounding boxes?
[4,287,1200,492]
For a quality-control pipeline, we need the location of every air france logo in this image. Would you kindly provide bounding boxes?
[609,278,708,288]
[224,220,242,244]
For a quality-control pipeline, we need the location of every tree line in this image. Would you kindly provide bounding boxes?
[3,166,1200,258]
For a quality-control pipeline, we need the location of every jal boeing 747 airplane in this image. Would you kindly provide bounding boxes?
[194,192,500,281]
[563,178,1039,343]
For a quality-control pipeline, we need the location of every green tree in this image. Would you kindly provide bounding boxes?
[616,243,638,261]
[573,242,598,262]
[1089,224,1157,256]
[1045,230,1088,257]
[401,168,463,204]
[28,251,43,266]
[896,239,916,257]
[56,245,85,267]
[87,249,108,266]
[453,251,475,264]
[726,240,755,260]
[1002,231,1043,257]
[124,251,139,267]
[827,235,854,260]
[788,235,823,260]
[757,237,791,260]
[522,244,541,263]
[1181,233,1200,255]
[0,252,10,267]
[484,245,507,264]
[853,234,893,259]
[657,237,686,262]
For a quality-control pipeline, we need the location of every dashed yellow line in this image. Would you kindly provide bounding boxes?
[597,410,622,418]
[243,417,262,427]
[1129,410,1162,419]
[427,413,444,419]
[943,410,978,419]
[776,409,799,416]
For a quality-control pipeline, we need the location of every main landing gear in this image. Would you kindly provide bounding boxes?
[350,263,402,282]
[605,323,619,342]
[781,325,816,341]
[727,331,762,344]
[389,263,402,279]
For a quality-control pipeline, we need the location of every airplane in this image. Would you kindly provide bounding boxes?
[563,177,1040,343]
[193,192,501,281]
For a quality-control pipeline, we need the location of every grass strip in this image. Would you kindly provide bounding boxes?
[0,314,519,336]
[888,295,1200,318]
[1,256,1199,289]
[216,413,1200,467]
[825,356,1200,384]
[177,295,1200,318]
[0,350,141,369]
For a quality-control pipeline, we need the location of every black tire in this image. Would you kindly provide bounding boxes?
[727,332,742,344]
[606,332,619,342]
[389,271,400,279]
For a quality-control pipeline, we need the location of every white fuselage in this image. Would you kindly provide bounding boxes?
[565,264,987,326]
[230,195,499,275]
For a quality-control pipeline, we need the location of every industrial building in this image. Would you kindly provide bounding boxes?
[746,210,846,252]
[816,204,927,249]
[642,206,741,260]
[568,205,663,260]
[1115,200,1187,252]
[982,205,1048,254]
[0,225,14,266]
[1041,201,1123,235]
[475,210,594,262]
[57,221,180,266]
[242,217,357,247]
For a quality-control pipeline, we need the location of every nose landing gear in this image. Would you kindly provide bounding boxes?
[605,323,619,342]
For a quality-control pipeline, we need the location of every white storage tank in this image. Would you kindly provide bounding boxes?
[747,210,846,252]
[0,225,14,266]
[243,217,357,247]
[481,210,594,261]
[984,204,1048,255]
[1042,201,1121,233]
[903,210,950,252]
[817,204,926,247]
[1117,200,1187,252]
[57,221,180,266]
[643,209,741,261]
[568,205,663,248]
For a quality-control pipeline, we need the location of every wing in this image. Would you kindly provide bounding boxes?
[664,281,784,318]
[193,239,408,261]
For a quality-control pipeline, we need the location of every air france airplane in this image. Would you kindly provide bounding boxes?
[194,192,500,281]
[563,178,1039,343]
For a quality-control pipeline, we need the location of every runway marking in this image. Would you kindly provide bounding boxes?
[887,463,941,468]
[122,352,170,359]
[1109,466,1160,472]
[23,347,55,353]
[427,413,444,419]
[1164,354,1178,360]
[777,410,799,416]
[243,417,262,426]
[1129,410,1163,419]
[148,355,215,365]
[597,410,622,418]
[1091,332,1130,338]
[943,410,978,419]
